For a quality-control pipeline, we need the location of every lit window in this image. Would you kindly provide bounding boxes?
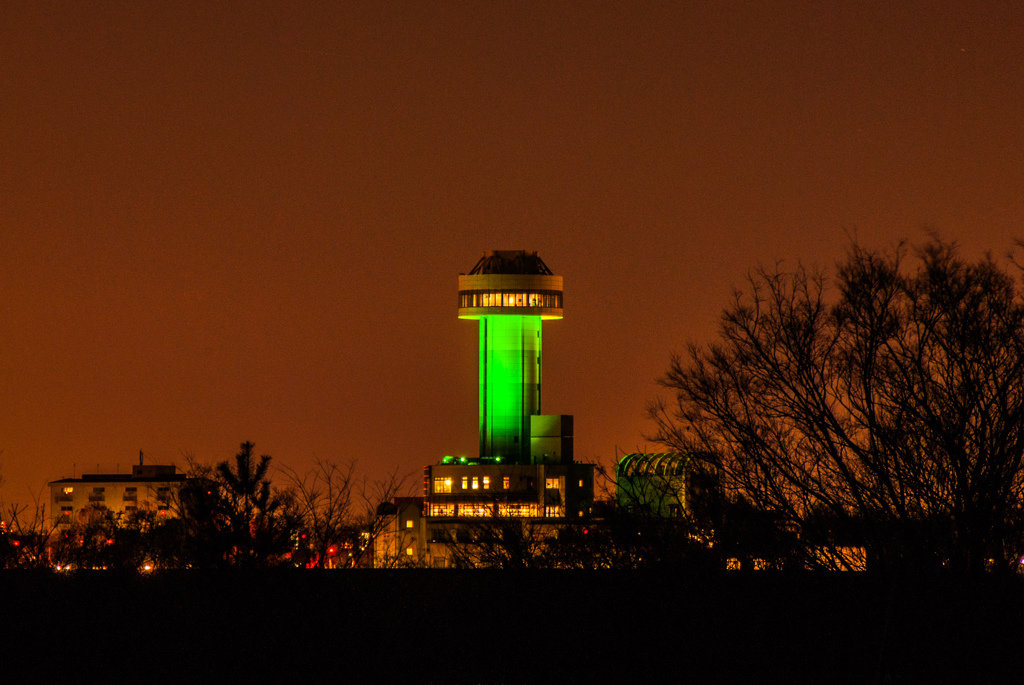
[459,503,491,517]
[578,480,583,487]
[62,487,73,495]
[726,558,741,571]
[499,503,538,517]
[405,519,414,529]
[545,477,561,490]
[503,476,510,489]
[405,547,414,556]
[461,476,468,489]
[433,477,452,494]
[429,503,455,517]
[482,476,490,490]
[471,477,479,490]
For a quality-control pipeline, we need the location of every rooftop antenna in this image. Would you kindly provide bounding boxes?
[139,449,144,467]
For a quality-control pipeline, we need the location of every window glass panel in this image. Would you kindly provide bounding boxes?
[498,503,538,517]
[459,503,491,517]
[429,503,455,516]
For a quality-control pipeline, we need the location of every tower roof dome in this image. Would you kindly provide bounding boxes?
[468,250,554,276]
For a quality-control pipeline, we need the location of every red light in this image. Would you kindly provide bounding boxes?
[583,528,589,535]
[328,546,336,554]
[106,538,114,545]
[12,540,20,547]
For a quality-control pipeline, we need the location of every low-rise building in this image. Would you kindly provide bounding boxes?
[49,463,186,527]
[375,461,595,567]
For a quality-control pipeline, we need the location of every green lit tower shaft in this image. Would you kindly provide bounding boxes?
[478,314,541,461]
[459,251,564,464]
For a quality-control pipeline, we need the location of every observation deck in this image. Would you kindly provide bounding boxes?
[458,250,563,320]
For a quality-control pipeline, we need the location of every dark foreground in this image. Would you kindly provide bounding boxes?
[4,570,1022,683]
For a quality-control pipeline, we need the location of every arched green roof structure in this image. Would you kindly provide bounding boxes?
[616,453,688,478]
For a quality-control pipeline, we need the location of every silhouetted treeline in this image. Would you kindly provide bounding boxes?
[0,441,406,570]
[653,237,1024,573]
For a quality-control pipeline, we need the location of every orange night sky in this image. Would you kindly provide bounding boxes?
[2,1,1023,503]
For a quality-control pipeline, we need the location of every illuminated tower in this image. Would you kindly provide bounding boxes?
[458,251,569,464]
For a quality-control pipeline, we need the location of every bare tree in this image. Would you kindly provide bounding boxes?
[576,459,722,570]
[444,515,553,569]
[2,489,58,569]
[349,467,412,568]
[280,457,358,568]
[652,238,1024,573]
[282,459,412,569]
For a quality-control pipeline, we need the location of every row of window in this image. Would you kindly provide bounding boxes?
[56,504,170,523]
[60,486,170,495]
[434,475,509,493]
[426,502,566,518]
[434,475,575,494]
[458,290,562,309]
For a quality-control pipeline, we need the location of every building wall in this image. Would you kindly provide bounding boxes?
[374,497,430,567]
[374,463,595,567]
[49,465,185,527]
[477,314,542,462]
[425,463,593,519]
